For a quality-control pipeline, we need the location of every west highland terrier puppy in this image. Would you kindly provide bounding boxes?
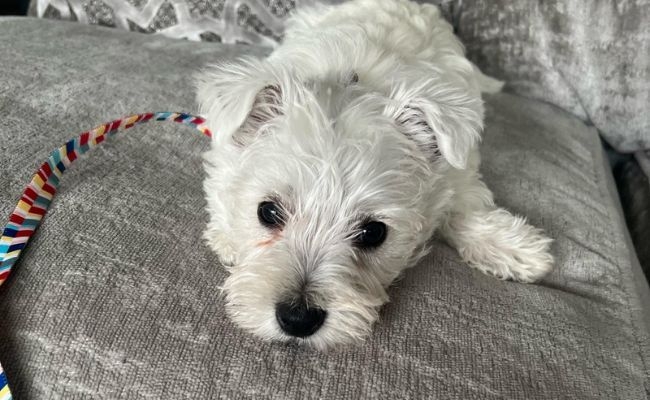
[196,0,554,349]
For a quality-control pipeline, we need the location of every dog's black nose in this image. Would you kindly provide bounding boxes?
[275,300,326,337]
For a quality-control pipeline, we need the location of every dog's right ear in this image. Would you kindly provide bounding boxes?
[385,78,483,170]
[196,59,283,146]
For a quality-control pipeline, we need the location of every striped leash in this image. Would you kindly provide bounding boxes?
[0,112,212,399]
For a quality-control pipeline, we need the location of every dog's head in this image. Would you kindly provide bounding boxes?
[196,57,483,349]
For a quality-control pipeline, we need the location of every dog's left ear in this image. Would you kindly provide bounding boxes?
[386,80,484,169]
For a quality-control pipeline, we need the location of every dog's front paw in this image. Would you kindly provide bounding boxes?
[203,230,238,267]
[508,248,554,283]
[460,234,554,283]
[503,227,554,283]
[446,209,554,283]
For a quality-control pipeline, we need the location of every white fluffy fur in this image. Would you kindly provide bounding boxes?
[195,0,552,350]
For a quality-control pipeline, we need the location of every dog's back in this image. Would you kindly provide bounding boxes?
[272,0,501,94]
[283,0,463,63]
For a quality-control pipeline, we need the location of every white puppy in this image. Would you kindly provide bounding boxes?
[196,0,553,349]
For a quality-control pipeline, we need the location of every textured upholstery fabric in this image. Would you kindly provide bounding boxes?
[1,18,649,399]
[638,151,650,179]
[457,0,650,153]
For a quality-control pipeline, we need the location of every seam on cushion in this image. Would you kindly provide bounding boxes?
[588,126,650,398]
[555,69,593,128]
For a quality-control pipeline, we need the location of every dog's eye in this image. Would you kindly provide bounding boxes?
[354,221,387,249]
[258,201,285,228]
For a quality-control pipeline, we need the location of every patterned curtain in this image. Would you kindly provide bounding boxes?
[27,0,320,46]
[27,0,454,46]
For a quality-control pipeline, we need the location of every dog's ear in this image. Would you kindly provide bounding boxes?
[387,80,483,169]
[196,58,283,146]
[233,84,283,146]
[393,105,442,162]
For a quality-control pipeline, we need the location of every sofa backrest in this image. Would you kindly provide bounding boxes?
[28,0,650,152]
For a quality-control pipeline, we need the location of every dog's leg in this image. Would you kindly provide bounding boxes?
[440,175,553,283]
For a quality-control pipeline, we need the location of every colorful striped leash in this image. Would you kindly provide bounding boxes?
[0,112,212,399]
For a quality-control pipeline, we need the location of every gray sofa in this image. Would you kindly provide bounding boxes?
[1,14,649,400]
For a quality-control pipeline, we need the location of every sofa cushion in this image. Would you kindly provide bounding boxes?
[0,18,649,399]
